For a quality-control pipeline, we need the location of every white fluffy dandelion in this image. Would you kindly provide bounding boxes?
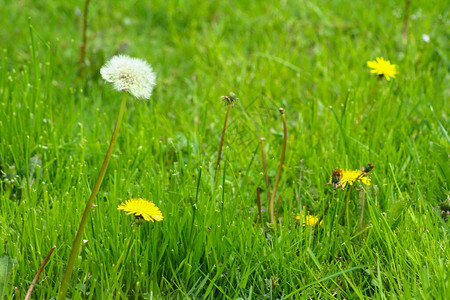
[100,55,156,100]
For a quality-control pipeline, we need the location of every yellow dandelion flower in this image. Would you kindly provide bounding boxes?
[117,198,164,222]
[340,169,371,188]
[296,214,323,226]
[367,57,398,80]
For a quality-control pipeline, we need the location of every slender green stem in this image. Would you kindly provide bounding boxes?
[215,104,231,179]
[367,80,379,104]
[270,108,287,223]
[345,189,350,227]
[108,229,135,297]
[317,198,331,225]
[359,186,366,232]
[338,187,352,226]
[276,195,282,220]
[317,189,336,229]
[297,159,304,218]
[58,93,128,299]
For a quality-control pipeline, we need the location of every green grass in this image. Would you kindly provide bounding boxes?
[0,0,449,298]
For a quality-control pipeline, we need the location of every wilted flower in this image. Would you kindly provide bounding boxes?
[361,163,375,175]
[329,169,343,188]
[101,55,156,99]
[117,198,164,222]
[367,57,398,81]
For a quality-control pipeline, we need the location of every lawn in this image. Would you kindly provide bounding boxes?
[0,0,449,299]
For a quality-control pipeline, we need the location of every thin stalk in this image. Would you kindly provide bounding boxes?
[269,108,287,223]
[189,168,201,243]
[78,0,91,77]
[402,0,411,44]
[58,94,128,299]
[256,186,263,224]
[345,190,350,227]
[220,159,227,235]
[338,187,352,226]
[260,137,271,204]
[367,80,379,104]
[276,195,282,222]
[317,200,331,225]
[298,159,304,218]
[108,233,134,291]
[25,245,56,300]
[359,187,366,232]
[215,104,231,178]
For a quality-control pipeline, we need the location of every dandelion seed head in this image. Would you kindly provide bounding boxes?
[101,55,156,100]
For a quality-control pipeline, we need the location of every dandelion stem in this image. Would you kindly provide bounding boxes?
[402,0,411,44]
[190,168,201,240]
[215,104,231,179]
[338,187,352,226]
[260,137,271,206]
[367,80,379,104]
[317,200,331,225]
[345,189,350,227]
[25,245,56,300]
[58,93,128,299]
[276,195,282,221]
[298,159,304,217]
[78,0,91,77]
[269,108,287,223]
[113,235,133,273]
[359,187,366,232]
[256,186,263,224]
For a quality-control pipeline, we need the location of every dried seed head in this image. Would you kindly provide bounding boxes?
[221,92,238,106]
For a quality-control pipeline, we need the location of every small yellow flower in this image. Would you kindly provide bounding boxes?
[296,214,323,226]
[340,169,371,188]
[117,198,164,222]
[367,57,398,80]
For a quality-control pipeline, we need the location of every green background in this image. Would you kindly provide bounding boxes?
[0,0,448,298]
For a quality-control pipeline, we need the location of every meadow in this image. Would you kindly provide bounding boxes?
[0,0,449,299]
